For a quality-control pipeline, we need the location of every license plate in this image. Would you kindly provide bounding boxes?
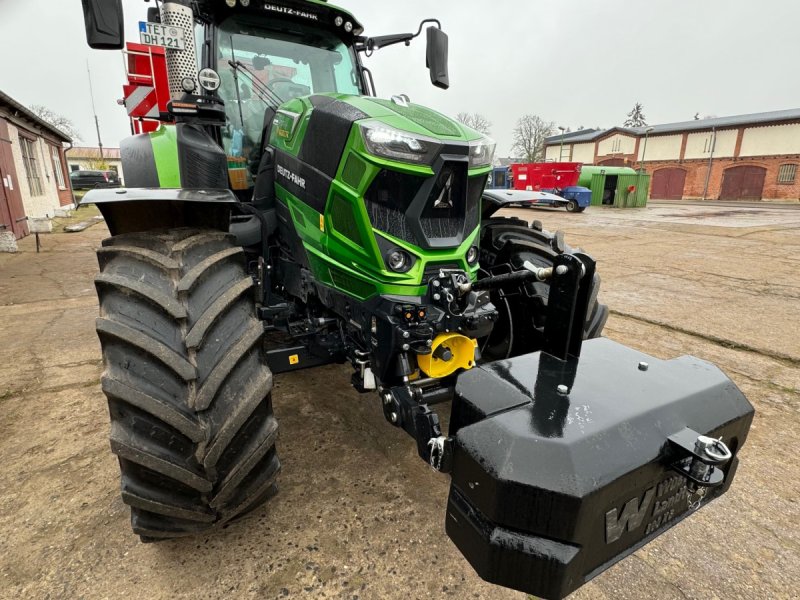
[138,21,185,50]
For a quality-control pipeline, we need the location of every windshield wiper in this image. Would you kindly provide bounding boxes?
[226,59,285,110]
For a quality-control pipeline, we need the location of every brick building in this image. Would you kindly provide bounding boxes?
[0,89,73,243]
[544,109,800,201]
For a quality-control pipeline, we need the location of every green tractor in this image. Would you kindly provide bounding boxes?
[80,1,753,598]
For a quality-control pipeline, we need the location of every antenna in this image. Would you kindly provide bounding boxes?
[86,60,105,162]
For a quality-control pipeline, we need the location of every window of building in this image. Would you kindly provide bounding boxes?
[50,146,66,189]
[70,164,79,172]
[19,137,43,196]
[777,164,797,185]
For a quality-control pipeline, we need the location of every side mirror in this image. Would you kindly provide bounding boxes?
[426,26,449,90]
[81,0,124,50]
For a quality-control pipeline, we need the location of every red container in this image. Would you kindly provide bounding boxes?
[511,162,582,191]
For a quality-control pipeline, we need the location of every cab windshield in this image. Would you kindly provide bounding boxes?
[217,16,362,189]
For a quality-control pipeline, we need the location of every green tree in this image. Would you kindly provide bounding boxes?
[624,103,648,127]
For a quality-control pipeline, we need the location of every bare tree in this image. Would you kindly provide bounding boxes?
[623,103,647,127]
[29,105,82,142]
[511,114,555,162]
[456,112,492,135]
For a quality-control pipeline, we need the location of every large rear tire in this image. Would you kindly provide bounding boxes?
[478,217,608,361]
[94,228,280,541]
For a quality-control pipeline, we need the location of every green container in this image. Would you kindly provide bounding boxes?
[582,166,647,208]
[615,173,650,207]
[577,165,637,188]
[590,173,607,206]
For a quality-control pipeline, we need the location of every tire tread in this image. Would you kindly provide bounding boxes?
[95,228,280,541]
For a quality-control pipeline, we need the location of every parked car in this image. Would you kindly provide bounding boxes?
[70,170,121,190]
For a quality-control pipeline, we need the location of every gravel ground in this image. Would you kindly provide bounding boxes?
[0,203,797,599]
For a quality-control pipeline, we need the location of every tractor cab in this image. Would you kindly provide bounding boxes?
[205,6,367,191]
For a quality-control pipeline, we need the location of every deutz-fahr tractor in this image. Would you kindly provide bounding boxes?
[79,1,753,598]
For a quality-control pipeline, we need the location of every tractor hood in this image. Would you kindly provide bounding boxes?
[273,93,487,152]
[349,96,484,142]
[268,93,493,300]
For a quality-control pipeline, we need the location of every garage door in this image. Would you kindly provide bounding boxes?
[651,168,686,200]
[720,166,766,200]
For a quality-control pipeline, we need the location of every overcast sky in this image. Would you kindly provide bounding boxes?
[1,0,798,156]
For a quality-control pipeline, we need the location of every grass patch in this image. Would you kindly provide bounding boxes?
[71,189,89,204]
[51,203,102,232]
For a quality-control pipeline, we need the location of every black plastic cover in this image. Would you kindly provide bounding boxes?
[447,338,754,599]
[177,124,228,189]
[299,96,367,178]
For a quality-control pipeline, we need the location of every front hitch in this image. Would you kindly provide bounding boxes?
[445,339,753,599]
[375,248,753,599]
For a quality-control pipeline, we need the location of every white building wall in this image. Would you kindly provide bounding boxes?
[7,123,62,218]
[597,133,636,157]
[739,123,800,157]
[683,129,738,159]
[544,145,561,161]
[571,142,595,163]
[638,135,682,161]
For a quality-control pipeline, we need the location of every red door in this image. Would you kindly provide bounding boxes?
[651,168,686,200]
[720,166,766,200]
[0,120,28,239]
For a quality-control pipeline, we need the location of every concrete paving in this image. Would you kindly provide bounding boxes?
[0,203,797,599]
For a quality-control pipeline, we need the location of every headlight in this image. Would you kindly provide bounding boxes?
[466,246,479,265]
[360,122,441,165]
[469,137,496,168]
[386,249,414,273]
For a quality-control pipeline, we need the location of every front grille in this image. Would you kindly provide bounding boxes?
[330,268,376,300]
[364,169,425,242]
[364,164,483,249]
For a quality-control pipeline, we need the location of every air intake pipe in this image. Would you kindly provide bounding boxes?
[160,1,198,98]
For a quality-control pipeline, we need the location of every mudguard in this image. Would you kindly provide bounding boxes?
[81,187,238,235]
[482,189,567,218]
[447,337,754,600]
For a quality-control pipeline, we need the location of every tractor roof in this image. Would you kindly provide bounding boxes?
[196,0,364,37]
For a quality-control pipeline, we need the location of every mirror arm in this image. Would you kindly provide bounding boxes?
[412,18,443,37]
[362,18,443,53]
